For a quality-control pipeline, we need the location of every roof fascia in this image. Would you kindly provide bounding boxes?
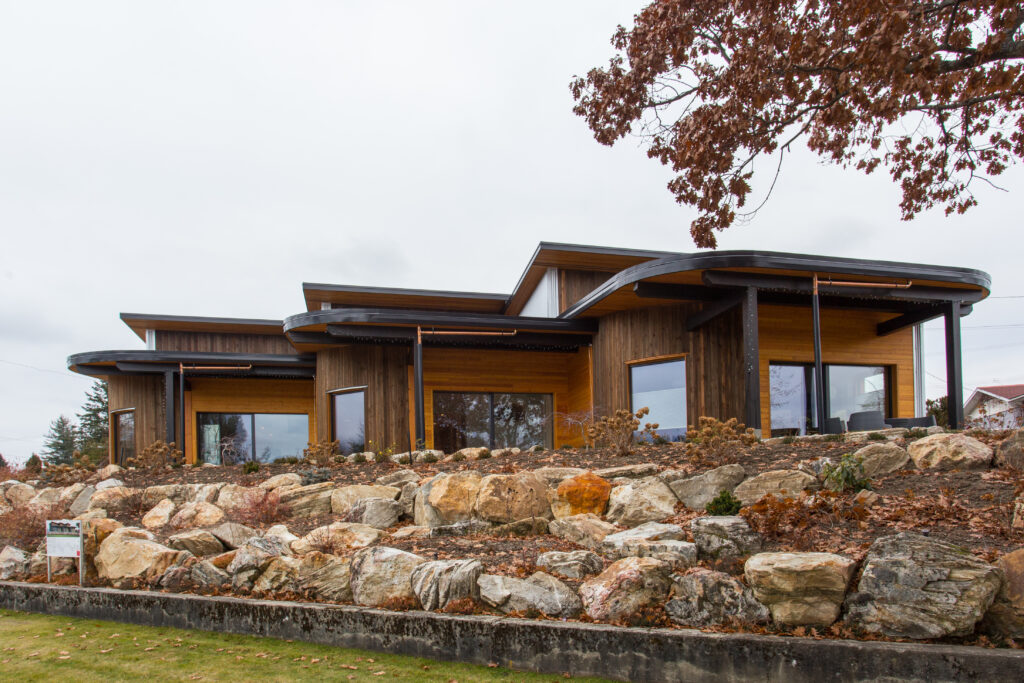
[119,312,285,341]
[284,307,596,334]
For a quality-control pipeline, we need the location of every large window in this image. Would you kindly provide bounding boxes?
[432,392,552,453]
[769,363,890,435]
[629,357,687,441]
[331,389,366,455]
[197,412,307,465]
[113,410,135,466]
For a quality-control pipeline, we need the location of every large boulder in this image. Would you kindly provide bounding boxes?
[350,546,426,607]
[532,467,586,488]
[254,553,334,594]
[82,518,123,579]
[536,550,603,579]
[277,482,335,517]
[605,477,677,527]
[300,554,353,602]
[844,532,1004,638]
[982,547,1024,639]
[907,433,993,470]
[141,499,176,529]
[551,472,612,519]
[95,478,124,492]
[291,522,382,555]
[549,513,618,549]
[95,527,190,581]
[852,442,910,478]
[0,546,30,580]
[331,484,401,516]
[601,522,694,567]
[995,430,1024,470]
[194,482,226,504]
[411,559,484,610]
[666,568,770,627]
[733,470,818,506]
[3,482,36,507]
[227,543,275,590]
[169,501,225,529]
[259,473,302,490]
[142,484,195,507]
[167,530,224,557]
[96,463,123,480]
[745,552,856,627]
[593,463,660,479]
[263,525,300,553]
[27,487,60,508]
[579,557,673,622]
[375,469,419,488]
[208,522,258,550]
[345,497,402,529]
[67,485,95,517]
[396,482,418,518]
[474,472,551,523]
[57,482,88,506]
[668,465,747,510]
[690,516,762,561]
[477,572,582,618]
[88,486,141,514]
[190,560,230,588]
[414,471,483,527]
[216,484,265,513]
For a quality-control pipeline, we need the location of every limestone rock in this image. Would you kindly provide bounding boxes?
[263,525,300,553]
[96,463,123,480]
[414,471,482,527]
[169,501,224,529]
[474,472,551,523]
[4,482,35,507]
[411,558,484,610]
[532,467,586,488]
[0,546,30,580]
[982,547,1024,639]
[227,543,274,590]
[190,560,230,588]
[668,464,747,510]
[57,482,88,506]
[277,482,335,517]
[745,552,856,627]
[579,557,673,622]
[429,520,492,537]
[350,546,426,607]
[95,478,124,491]
[666,568,770,627]
[376,469,419,488]
[605,477,677,527]
[300,554,353,602]
[995,430,1024,470]
[493,518,548,537]
[141,499,176,529]
[142,484,195,507]
[291,522,382,555]
[331,485,400,516]
[852,442,910,478]
[82,518,122,579]
[168,530,224,557]
[67,485,95,517]
[733,470,818,506]
[690,516,762,561]
[537,550,603,579]
[549,514,618,549]
[88,486,140,514]
[26,487,60,509]
[601,522,684,549]
[391,525,430,539]
[551,472,612,519]
[216,484,265,513]
[194,482,226,504]
[844,532,1004,638]
[209,522,258,549]
[260,473,302,490]
[345,497,402,529]
[95,527,190,581]
[452,447,489,461]
[397,482,418,518]
[253,556,304,593]
[593,463,660,479]
[477,572,582,618]
[907,433,993,470]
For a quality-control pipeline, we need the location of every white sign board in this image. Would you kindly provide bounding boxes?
[46,520,83,557]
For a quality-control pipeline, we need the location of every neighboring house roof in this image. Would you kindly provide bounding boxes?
[964,384,1024,415]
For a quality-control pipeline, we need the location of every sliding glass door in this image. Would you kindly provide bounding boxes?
[768,363,890,436]
[197,412,308,464]
[432,392,552,453]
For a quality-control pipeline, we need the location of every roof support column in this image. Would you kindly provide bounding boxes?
[741,286,761,432]
[163,370,176,444]
[812,275,827,432]
[944,301,964,429]
[413,328,426,448]
[179,369,186,460]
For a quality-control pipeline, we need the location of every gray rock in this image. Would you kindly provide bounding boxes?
[853,442,910,478]
[397,482,418,518]
[208,522,258,550]
[68,485,95,517]
[167,530,224,557]
[477,572,582,618]
[579,557,673,622]
[548,514,618,549]
[745,551,856,627]
[690,516,762,561]
[995,429,1024,470]
[536,550,603,579]
[300,555,353,602]
[429,520,492,537]
[345,497,402,529]
[226,545,274,590]
[733,469,818,506]
[375,469,420,488]
[493,517,548,537]
[277,482,335,517]
[350,546,426,607]
[190,560,229,588]
[95,478,124,491]
[247,533,292,557]
[0,545,30,580]
[593,463,659,479]
[605,477,678,527]
[668,465,747,509]
[666,568,770,627]
[411,558,484,610]
[844,532,1004,638]
[601,522,685,549]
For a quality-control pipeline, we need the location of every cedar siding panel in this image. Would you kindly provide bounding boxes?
[155,331,297,355]
[108,374,165,463]
[559,270,612,314]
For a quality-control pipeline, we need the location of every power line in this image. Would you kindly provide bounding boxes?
[0,358,90,379]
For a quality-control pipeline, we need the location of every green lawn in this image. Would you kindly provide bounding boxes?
[0,609,611,682]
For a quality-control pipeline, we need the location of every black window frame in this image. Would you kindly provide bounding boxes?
[768,361,894,435]
[111,408,135,466]
[196,411,309,464]
[431,391,554,451]
[626,354,688,439]
[328,386,368,454]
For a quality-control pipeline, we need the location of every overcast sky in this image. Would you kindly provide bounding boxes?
[1,2,1021,464]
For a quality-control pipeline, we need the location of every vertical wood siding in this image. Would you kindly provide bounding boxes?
[107,375,165,463]
[559,270,613,314]
[155,331,298,355]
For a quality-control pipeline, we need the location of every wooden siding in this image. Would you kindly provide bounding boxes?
[592,303,745,424]
[757,305,915,429]
[559,270,611,314]
[315,346,411,452]
[184,378,315,464]
[413,347,593,450]
[107,375,165,463]
[155,331,297,355]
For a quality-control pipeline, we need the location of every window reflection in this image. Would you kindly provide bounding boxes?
[114,411,135,466]
[331,390,366,455]
[629,359,687,441]
[197,412,307,464]
[768,362,889,435]
[769,365,816,436]
[432,392,552,453]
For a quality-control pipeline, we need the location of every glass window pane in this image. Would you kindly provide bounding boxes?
[433,392,491,453]
[827,365,887,423]
[769,364,816,436]
[492,393,553,449]
[630,359,687,441]
[197,413,252,465]
[254,414,308,463]
[332,391,366,455]
[115,412,135,466]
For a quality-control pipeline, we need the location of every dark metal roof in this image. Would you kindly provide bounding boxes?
[284,308,597,334]
[302,283,509,300]
[68,350,315,377]
[119,312,286,341]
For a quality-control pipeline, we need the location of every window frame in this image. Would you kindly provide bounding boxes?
[196,410,309,464]
[430,391,554,451]
[767,361,894,435]
[111,408,136,466]
[626,353,688,439]
[328,386,368,453]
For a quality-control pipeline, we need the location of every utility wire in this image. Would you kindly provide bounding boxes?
[0,358,89,379]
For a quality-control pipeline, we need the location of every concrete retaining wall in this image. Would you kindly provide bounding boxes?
[1,581,1021,682]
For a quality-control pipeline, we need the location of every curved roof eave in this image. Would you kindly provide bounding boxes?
[68,350,315,373]
[284,308,596,334]
[558,250,992,319]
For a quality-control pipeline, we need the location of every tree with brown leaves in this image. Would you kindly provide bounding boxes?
[571,1,1024,247]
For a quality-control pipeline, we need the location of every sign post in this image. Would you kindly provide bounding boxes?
[45,519,85,585]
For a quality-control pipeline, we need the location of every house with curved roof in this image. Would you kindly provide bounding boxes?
[68,243,991,465]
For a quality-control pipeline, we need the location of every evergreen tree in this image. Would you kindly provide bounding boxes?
[42,415,78,466]
[0,452,8,470]
[76,381,109,464]
[24,453,42,473]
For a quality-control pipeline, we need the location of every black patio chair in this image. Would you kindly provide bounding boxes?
[884,416,937,429]
[847,410,888,432]
[823,416,846,434]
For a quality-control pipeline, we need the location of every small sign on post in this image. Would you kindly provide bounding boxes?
[45,519,85,585]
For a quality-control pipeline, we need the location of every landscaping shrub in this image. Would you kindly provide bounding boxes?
[298,467,331,486]
[273,456,300,465]
[0,502,67,550]
[824,433,844,442]
[868,432,887,441]
[374,451,389,464]
[242,461,260,475]
[304,526,343,554]
[586,407,658,457]
[302,440,339,468]
[24,454,42,474]
[352,453,367,464]
[781,435,796,444]
[904,428,928,440]
[686,416,759,466]
[38,451,96,486]
[451,452,466,462]
[235,490,288,526]
[477,450,491,459]
[127,441,184,469]
[705,489,742,515]
[397,454,412,465]
[422,451,439,463]
[821,454,871,492]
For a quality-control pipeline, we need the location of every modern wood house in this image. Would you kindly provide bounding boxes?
[68,243,991,465]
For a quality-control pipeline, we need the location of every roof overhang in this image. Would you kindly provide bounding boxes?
[68,350,316,379]
[301,283,509,314]
[120,313,285,341]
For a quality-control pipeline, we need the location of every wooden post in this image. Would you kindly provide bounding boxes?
[741,286,761,431]
[812,275,827,432]
[944,301,964,429]
[413,327,426,448]
[164,370,176,444]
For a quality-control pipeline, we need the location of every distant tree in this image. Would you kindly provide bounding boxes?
[24,454,42,474]
[926,395,949,428]
[76,381,109,464]
[0,452,8,470]
[42,415,78,466]
[572,1,1024,247]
